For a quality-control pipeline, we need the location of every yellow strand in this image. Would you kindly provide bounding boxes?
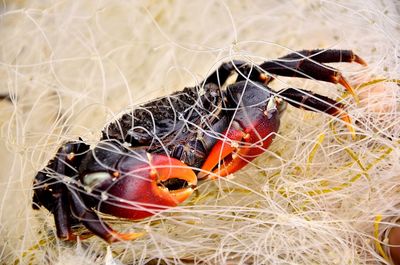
[374,214,391,263]
[306,133,325,172]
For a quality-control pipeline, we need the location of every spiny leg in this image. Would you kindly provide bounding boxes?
[277,87,355,137]
[259,49,367,100]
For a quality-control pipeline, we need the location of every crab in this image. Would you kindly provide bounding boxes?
[32,49,366,243]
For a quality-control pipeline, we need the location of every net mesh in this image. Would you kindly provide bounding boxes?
[0,0,399,264]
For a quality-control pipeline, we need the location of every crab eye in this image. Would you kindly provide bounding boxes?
[83,172,111,189]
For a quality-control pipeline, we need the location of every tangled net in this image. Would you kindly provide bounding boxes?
[0,0,399,264]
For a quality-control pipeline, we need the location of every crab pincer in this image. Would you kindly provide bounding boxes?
[199,83,283,179]
[82,148,197,241]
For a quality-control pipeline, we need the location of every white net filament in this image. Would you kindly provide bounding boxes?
[0,0,399,264]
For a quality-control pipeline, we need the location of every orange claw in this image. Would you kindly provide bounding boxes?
[199,105,279,180]
[198,127,248,180]
[72,152,197,244]
[150,154,198,204]
[99,153,197,220]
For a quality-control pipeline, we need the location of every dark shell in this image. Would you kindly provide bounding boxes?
[101,84,225,168]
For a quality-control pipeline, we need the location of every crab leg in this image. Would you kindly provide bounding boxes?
[277,88,355,137]
[259,49,367,100]
[32,141,128,242]
[32,142,85,241]
[201,60,247,86]
[69,189,144,243]
[278,49,367,65]
[203,60,273,87]
[32,168,76,240]
[53,187,76,240]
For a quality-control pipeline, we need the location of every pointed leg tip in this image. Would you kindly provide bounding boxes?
[353,54,368,66]
[336,75,359,103]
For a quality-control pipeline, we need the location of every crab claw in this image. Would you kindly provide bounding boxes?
[86,151,197,220]
[198,122,251,179]
[199,93,282,179]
